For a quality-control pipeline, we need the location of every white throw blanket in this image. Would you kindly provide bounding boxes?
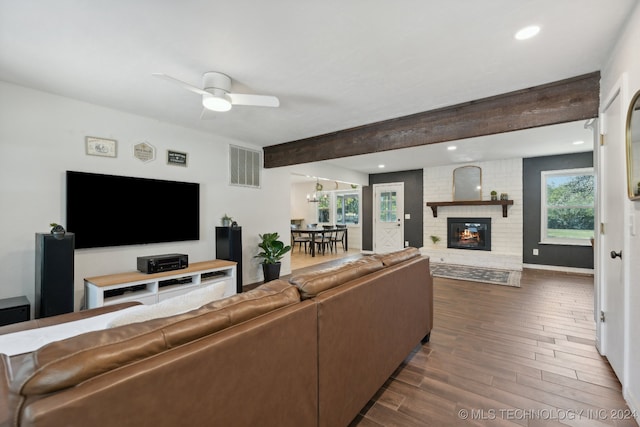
[0,280,227,356]
[0,306,141,356]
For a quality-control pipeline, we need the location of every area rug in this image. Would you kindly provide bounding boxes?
[431,263,521,287]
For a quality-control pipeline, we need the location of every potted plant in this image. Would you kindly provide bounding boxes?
[255,232,291,282]
[429,235,441,245]
[221,214,233,227]
[490,190,498,201]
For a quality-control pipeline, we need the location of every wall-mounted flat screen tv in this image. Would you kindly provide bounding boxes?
[66,171,200,249]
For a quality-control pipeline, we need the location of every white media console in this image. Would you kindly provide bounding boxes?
[84,260,237,309]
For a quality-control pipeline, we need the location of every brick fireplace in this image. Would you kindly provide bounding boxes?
[423,158,523,271]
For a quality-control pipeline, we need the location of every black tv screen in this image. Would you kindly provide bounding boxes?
[66,171,200,249]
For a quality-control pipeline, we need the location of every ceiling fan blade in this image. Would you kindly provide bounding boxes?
[152,73,209,96]
[228,93,280,108]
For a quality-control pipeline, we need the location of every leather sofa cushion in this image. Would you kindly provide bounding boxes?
[289,257,384,299]
[10,280,300,397]
[373,247,420,267]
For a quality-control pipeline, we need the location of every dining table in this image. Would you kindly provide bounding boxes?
[296,227,348,257]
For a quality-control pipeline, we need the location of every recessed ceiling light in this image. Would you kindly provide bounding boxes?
[515,25,540,40]
[573,140,585,145]
[378,164,385,169]
[447,146,457,151]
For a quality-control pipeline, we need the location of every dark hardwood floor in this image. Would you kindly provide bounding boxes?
[349,269,637,426]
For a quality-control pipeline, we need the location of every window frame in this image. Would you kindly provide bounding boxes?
[335,191,360,225]
[540,167,594,246]
[316,192,331,224]
[315,189,361,226]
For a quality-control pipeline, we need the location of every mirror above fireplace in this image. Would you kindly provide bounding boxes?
[453,166,482,201]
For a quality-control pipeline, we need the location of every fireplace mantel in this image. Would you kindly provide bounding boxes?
[426,200,514,218]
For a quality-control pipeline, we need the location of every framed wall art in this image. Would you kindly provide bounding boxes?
[85,136,117,158]
[134,141,156,163]
[167,150,188,167]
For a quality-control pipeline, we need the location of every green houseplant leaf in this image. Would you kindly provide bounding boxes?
[255,232,292,265]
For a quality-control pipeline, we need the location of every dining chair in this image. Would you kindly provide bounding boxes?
[315,229,333,255]
[331,227,347,252]
[291,229,311,253]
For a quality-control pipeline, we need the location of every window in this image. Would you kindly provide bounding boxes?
[316,190,360,225]
[336,193,359,224]
[541,168,594,245]
[317,193,330,223]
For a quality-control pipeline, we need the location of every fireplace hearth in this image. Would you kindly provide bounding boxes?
[447,217,491,251]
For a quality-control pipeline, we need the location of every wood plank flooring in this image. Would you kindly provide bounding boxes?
[290,246,362,271]
[349,269,637,426]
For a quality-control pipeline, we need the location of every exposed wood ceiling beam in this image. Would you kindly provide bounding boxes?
[263,71,600,168]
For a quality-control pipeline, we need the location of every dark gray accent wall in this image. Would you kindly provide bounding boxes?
[362,169,423,251]
[522,152,594,269]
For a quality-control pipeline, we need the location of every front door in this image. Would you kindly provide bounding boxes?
[599,83,626,380]
[373,183,404,253]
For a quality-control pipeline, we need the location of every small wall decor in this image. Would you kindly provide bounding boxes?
[167,150,188,167]
[85,136,117,158]
[134,141,156,163]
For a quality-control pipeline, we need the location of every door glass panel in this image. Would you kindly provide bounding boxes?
[379,191,397,222]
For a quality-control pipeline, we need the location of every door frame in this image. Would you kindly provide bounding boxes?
[597,72,630,387]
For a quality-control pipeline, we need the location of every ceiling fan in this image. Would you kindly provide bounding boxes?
[152,71,280,112]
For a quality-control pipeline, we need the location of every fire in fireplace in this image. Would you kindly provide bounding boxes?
[447,217,491,251]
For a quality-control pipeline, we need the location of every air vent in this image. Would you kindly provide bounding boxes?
[229,145,261,188]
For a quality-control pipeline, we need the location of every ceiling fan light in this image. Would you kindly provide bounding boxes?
[202,93,232,112]
[515,25,540,40]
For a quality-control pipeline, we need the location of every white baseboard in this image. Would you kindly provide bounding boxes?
[522,263,594,275]
[623,388,640,426]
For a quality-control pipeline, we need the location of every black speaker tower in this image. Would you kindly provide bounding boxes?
[35,233,75,318]
[215,226,243,293]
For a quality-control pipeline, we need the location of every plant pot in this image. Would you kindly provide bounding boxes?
[52,231,65,240]
[222,219,231,227]
[262,262,282,283]
[490,195,497,201]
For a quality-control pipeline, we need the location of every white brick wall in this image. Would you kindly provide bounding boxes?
[422,159,523,271]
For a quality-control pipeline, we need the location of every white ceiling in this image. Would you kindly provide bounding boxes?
[0,0,635,174]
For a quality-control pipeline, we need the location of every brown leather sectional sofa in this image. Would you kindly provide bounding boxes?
[0,248,433,427]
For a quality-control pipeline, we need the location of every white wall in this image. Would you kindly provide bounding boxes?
[422,158,524,270]
[0,82,291,311]
[599,1,640,417]
[290,181,320,225]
